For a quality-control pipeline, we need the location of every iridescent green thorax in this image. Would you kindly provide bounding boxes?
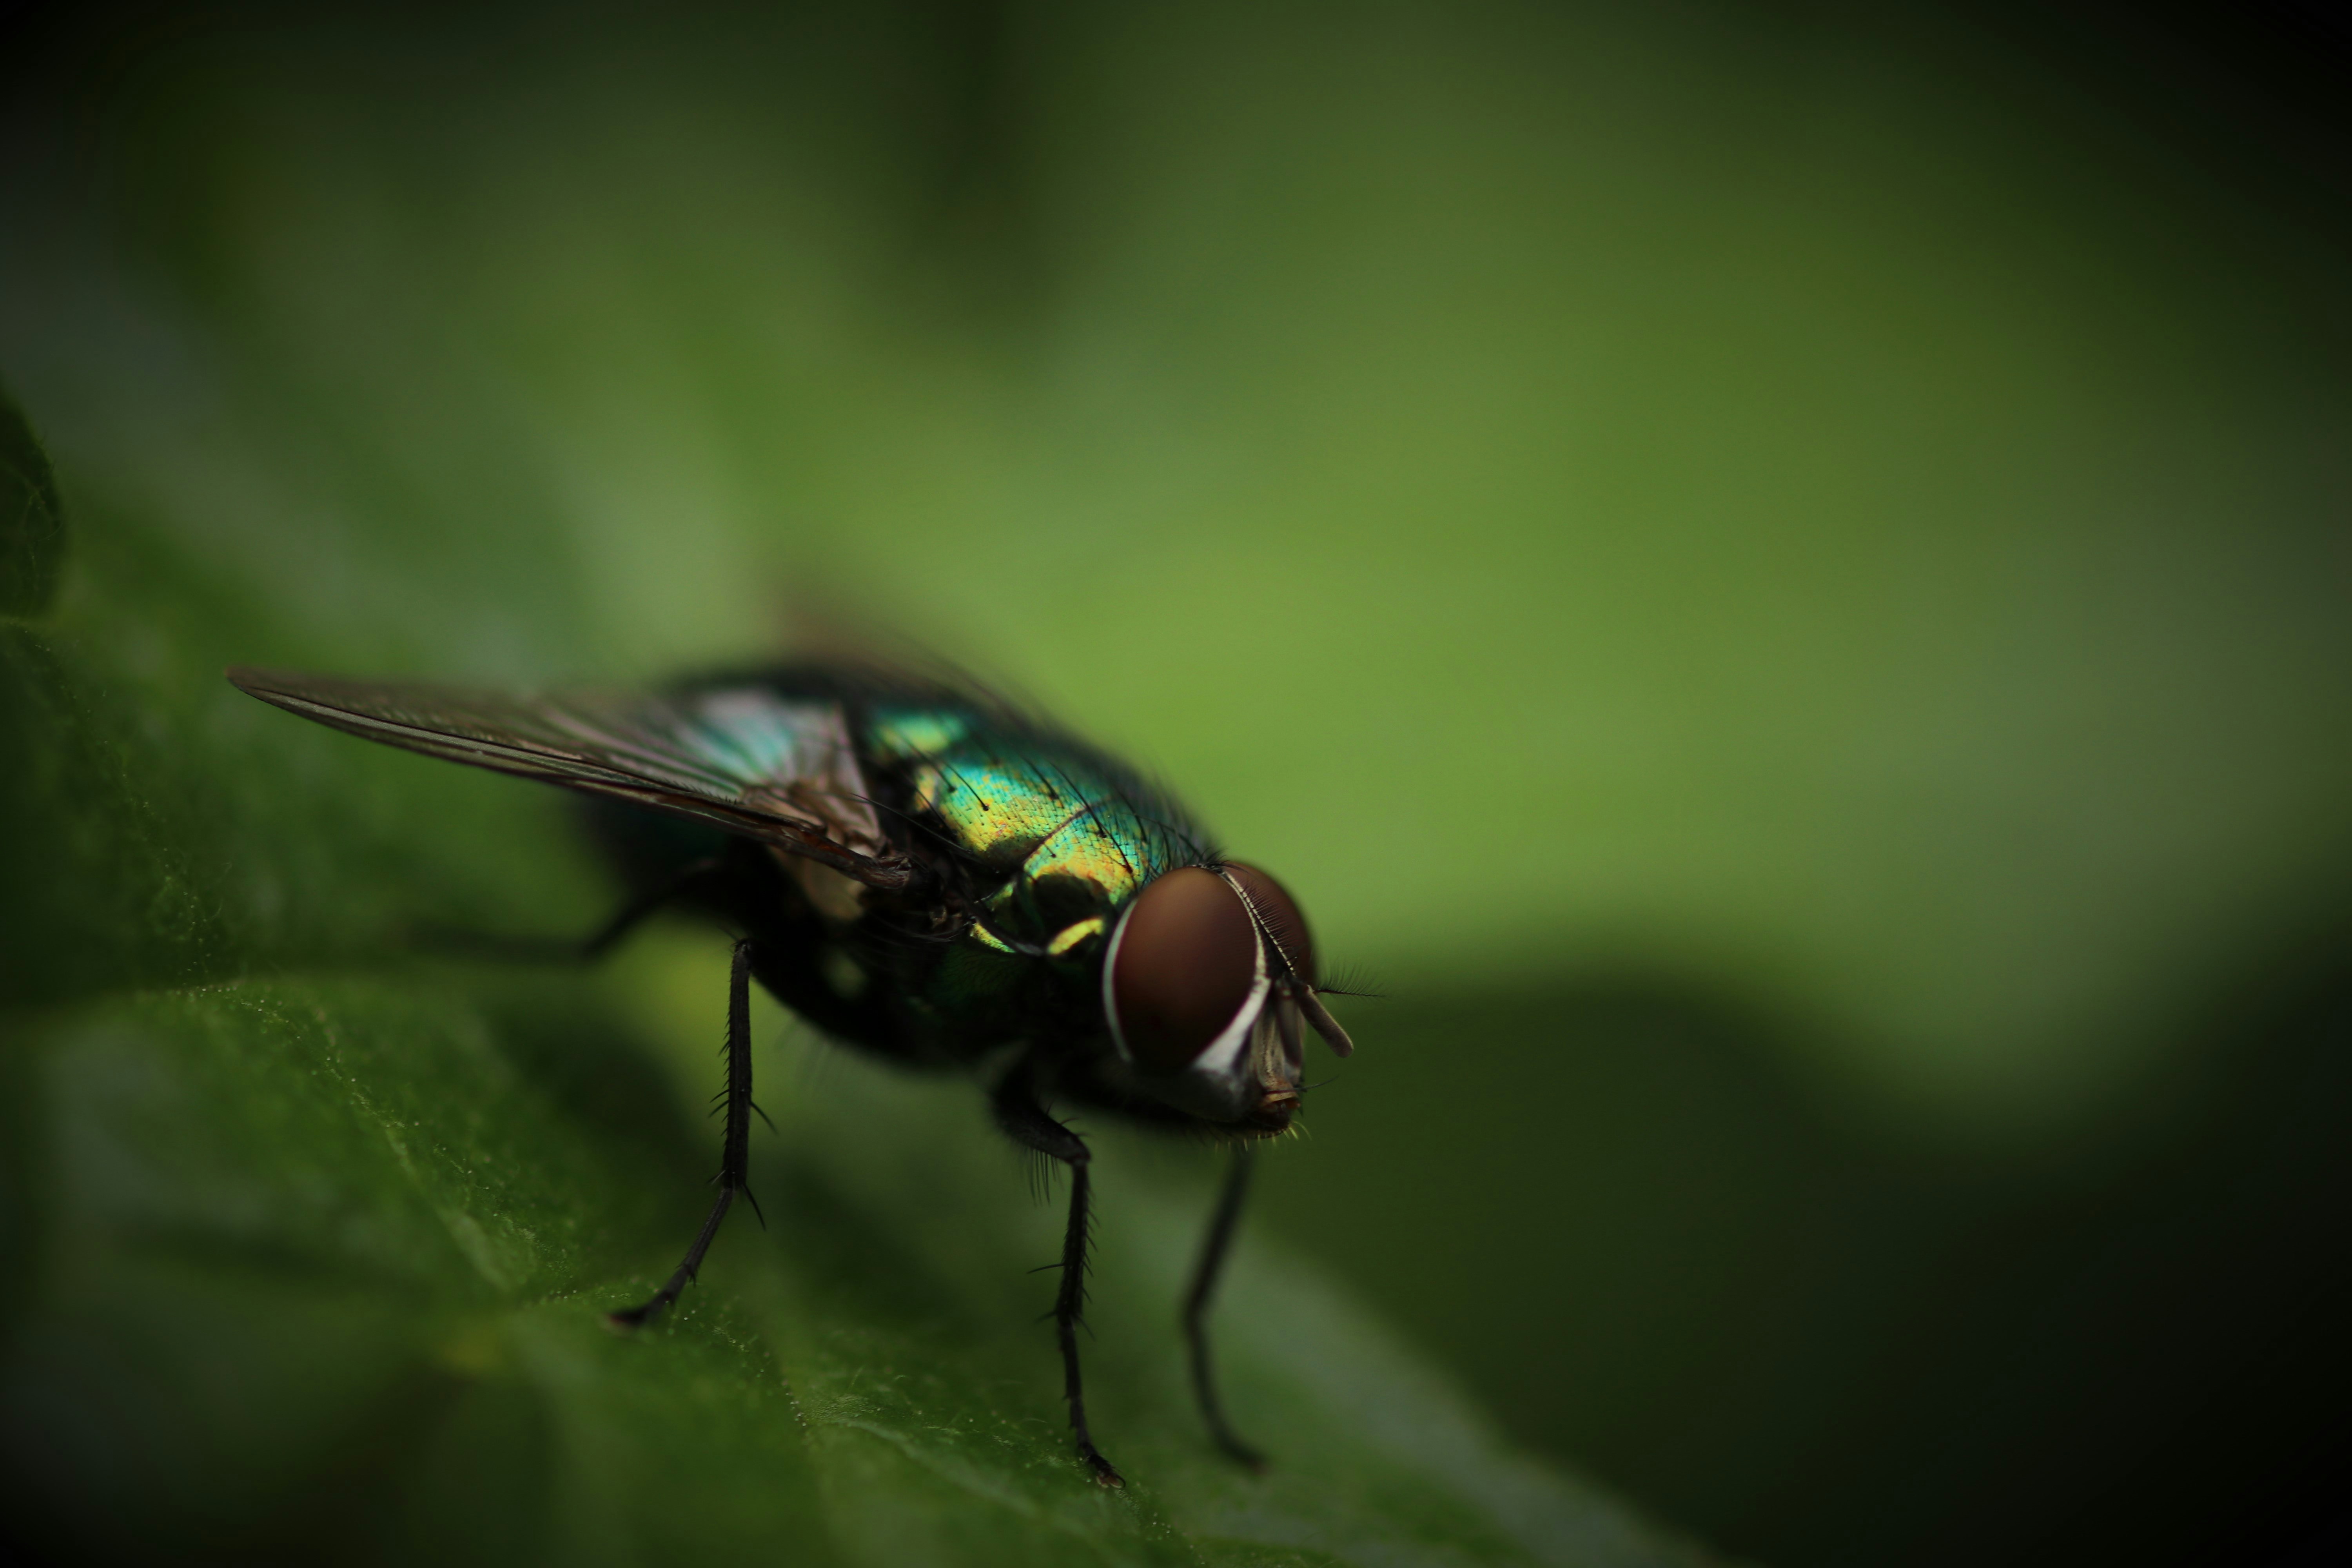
[864,705,1210,955]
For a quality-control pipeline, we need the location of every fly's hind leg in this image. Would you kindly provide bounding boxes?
[575,855,727,961]
[608,935,760,1328]
[412,856,726,965]
[1184,1142,1266,1471]
[993,1067,1124,1487]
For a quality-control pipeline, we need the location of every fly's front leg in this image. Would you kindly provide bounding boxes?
[1184,1142,1266,1470]
[609,935,759,1328]
[993,1070,1124,1487]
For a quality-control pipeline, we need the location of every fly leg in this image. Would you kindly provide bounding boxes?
[413,855,725,964]
[1183,1142,1266,1471]
[576,856,726,960]
[609,935,760,1328]
[993,1071,1124,1487]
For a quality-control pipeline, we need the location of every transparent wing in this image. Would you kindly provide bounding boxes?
[227,666,913,889]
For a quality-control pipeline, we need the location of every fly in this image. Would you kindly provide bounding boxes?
[225,660,1355,1486]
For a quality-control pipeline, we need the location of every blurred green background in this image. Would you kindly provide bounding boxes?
[4,0,2351,1564]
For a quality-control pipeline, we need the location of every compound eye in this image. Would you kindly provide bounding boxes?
[1107,867,1260,1072]
[1223,861,1316,986]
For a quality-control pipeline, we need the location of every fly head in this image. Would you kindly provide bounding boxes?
[1100,862,1350,1132]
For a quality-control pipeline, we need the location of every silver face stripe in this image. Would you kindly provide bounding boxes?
[1188,929,1270,1084]
[1100,899,1140,1063]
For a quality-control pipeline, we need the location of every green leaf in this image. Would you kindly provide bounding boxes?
[0,387,62,616]
[0,477,1715,1568]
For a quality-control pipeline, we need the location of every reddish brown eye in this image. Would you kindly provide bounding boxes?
[1223,861,1316,986]
[1107,867,1260,1071]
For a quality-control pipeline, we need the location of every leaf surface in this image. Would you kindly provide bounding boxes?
[0,384,1713,1566]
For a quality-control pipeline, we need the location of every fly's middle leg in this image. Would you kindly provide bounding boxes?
[994,1070,1124,1488]
[609,934,761,1328]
